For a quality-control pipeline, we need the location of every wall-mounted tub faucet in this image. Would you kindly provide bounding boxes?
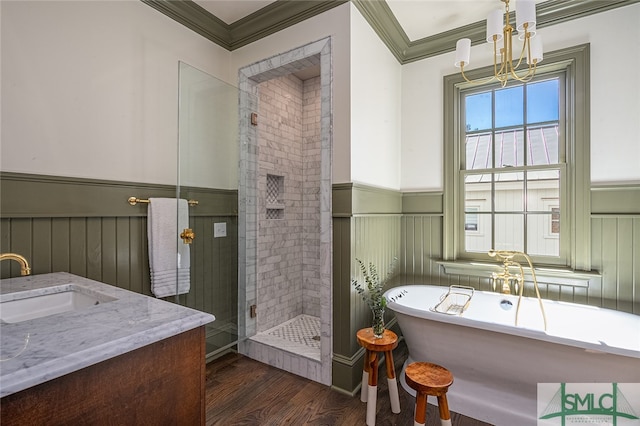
[488,250,521,295]
[488,250,547,330]
[0,253,32,276]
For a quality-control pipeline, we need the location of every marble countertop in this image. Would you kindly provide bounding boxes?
[0,272,215,398]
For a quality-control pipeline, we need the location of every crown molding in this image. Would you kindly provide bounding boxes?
[357,0,640,64]
[351,0,407,62]
[141,0,232,50]
[230,1,348,50]
[141,0,639,62]
[141,0,346,51]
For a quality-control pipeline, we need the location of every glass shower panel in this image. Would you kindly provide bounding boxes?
[176,62,242,359]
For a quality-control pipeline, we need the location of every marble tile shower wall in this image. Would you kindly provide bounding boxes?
[302,76,322,318]
[257,74,322,332]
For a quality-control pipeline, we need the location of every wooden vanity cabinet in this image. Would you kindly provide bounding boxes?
[0,326,206,426]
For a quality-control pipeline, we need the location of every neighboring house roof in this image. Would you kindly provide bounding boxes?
[465,125,559,183]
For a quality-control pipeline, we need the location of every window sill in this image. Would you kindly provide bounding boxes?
[436,260,600,288]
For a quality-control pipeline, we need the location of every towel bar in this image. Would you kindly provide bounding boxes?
[127,197,199,207]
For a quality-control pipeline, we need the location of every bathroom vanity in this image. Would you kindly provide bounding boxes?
[0,272,214,425]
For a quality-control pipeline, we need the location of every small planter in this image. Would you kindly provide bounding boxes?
[372,308,385,338]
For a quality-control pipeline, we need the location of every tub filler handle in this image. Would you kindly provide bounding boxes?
[488,250,548,331]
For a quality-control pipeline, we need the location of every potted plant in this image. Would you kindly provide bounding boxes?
[352,258,398,338]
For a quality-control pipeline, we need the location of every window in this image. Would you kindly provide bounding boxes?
[462,77,563,258]
[443,44,591,270]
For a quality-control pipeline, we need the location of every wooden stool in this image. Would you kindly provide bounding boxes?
[405,362,454,426]
[356,328,401,426]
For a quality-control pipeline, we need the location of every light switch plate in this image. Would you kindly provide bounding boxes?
[214,222,227,238]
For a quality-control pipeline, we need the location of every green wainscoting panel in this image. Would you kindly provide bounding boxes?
[331,183,403,393]
[351,215,402,352]
[402,192,443,214]
[591,216,640,314]
[399,215,445,286]
[352,184,402,215]
[0,215,153,293]
[331,352,365,397]
[592,185,640,215]
[0,172,239,357]
[0,172,176,218]
[11,172,639,394]
[332,182,402,216]
[332,216,353,361]
[332,183,353,217]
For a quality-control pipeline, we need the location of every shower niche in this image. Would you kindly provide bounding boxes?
[265,174,284,219]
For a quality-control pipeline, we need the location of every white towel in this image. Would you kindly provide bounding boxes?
[147,198,191,297]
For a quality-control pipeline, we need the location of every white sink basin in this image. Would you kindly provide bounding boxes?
[0,284,117,323]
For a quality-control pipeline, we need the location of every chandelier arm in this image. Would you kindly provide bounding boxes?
[497,25,516,86]
[509,58,537,82]
[512,33,530,71]
[507,31,537,82]
[459,64,473,83]
[495,40,508,82]
[460,64,497,85]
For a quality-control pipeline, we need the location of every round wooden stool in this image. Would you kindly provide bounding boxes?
[356,328,401,426]
[405,362,454,426]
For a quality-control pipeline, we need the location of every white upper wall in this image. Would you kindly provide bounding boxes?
[1,1,392,188]
[3,2,637,189]
[1,0,232,185]
[349,6,403,190]
[401,3,640,190]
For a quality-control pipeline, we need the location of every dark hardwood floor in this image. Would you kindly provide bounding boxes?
[205,340,492,425]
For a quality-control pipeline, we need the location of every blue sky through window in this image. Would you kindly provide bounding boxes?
[465,91,492,131]
[465,79,559,131]
[527,79,559,123]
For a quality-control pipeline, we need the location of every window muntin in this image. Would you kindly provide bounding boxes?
[461,77,563,260]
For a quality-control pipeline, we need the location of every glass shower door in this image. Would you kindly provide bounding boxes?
[176,61,241,359]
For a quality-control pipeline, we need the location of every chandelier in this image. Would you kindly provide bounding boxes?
[454,0,543,87]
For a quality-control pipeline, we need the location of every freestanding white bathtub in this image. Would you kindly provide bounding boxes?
[384,284,640,425]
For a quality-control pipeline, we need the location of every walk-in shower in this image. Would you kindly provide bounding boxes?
[238,37,332,385]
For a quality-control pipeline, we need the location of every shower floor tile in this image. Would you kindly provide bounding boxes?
[250,314,321,361]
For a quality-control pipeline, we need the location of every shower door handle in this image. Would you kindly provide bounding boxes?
[180,228,195,244]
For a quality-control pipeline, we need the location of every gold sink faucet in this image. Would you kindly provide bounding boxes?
[488,250,547,331]
[0,253,32,276]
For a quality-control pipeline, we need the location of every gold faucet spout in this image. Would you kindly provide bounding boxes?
[0,253,32,276]
[488,250,547,331]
